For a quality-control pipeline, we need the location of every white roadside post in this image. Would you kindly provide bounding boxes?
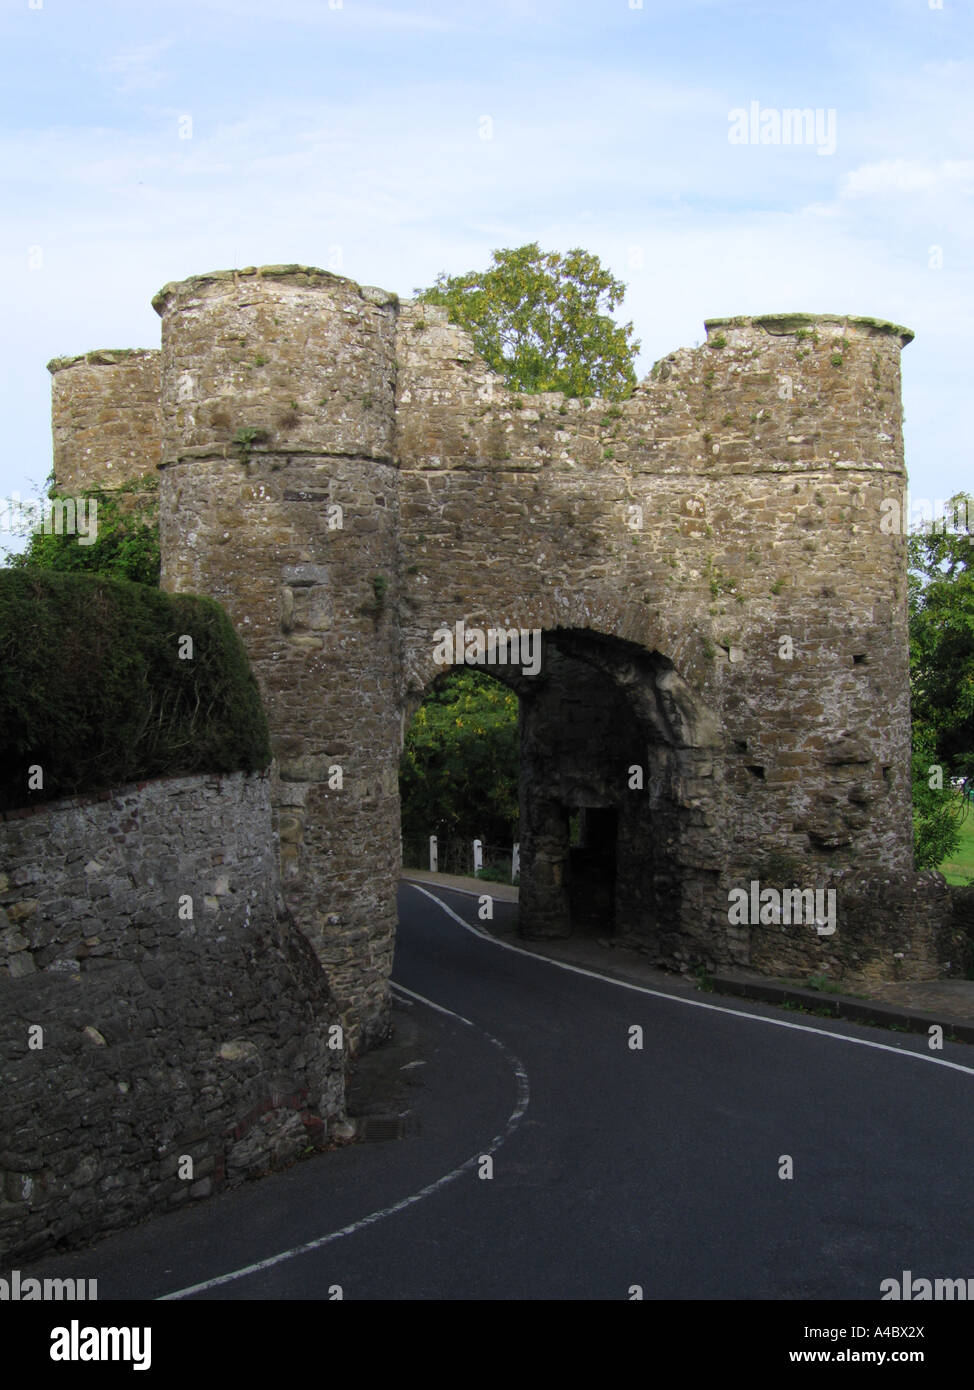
[429,835,438,873]
[473,839,483,876]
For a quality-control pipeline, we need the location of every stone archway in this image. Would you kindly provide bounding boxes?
[406,626,727,968]
[508,629,726,970]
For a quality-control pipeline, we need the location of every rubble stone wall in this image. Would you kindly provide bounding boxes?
[0,771,345,1262]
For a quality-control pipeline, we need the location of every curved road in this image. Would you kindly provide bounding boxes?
[21,881,974,1301]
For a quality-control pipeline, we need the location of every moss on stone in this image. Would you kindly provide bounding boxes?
[703,312,914,346]
[47,349,158,374]
[151,264,398,316]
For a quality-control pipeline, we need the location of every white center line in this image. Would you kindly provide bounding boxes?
[157,982,529,1301]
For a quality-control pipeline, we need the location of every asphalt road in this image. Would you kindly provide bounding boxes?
[17,881,974,1300]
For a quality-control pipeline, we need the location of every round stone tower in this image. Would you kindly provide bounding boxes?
[47,348,160,493]
[153,265,402,1049]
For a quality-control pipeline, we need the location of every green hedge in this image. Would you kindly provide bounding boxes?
[0,569,271,811]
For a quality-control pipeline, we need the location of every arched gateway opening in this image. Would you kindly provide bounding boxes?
[402,628,725,964]
[399,666,520,882]
[518,630,723,959]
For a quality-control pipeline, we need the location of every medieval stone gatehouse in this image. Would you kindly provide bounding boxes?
[47,265,955,1049]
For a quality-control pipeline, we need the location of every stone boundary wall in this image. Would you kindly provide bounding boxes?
[0,772,345,1262]
[746,871,970,983]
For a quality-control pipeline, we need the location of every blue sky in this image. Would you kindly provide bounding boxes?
[1,0,971,550]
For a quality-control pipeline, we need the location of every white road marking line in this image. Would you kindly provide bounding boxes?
[409,882,974,1079]
[401,874,517,904]
[157,984,529,1301]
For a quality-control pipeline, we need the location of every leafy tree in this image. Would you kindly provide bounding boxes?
[3,475,160,585]
[911,724,968,871]
[908,492,974,867]
[417,242,640,400]
[399,669,519,849]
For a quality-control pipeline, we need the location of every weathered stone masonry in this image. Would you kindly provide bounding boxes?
[46,266,969,1055]
[47,349,161,494]
[0,772,344,1261]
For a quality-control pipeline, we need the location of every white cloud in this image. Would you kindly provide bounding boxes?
[100,39,173,94]
[841,158,974,199]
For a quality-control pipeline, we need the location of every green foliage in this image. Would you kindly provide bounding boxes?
[938,811,974,886]
[232,427,265,453]
[909,494,974,780]
[0,569,270,810]
[908,493,974,867]
[911,723,966,870]
[474,865,517,885]
[802,973,854,995]
[399,669,518,844]
[416,242,640,401]
[4,477,160,586]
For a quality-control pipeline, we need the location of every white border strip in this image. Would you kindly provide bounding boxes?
[409,882,974,1079]
[157,984,529,1301]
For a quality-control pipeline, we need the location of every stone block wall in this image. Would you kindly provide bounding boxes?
[0,772,345,1262]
